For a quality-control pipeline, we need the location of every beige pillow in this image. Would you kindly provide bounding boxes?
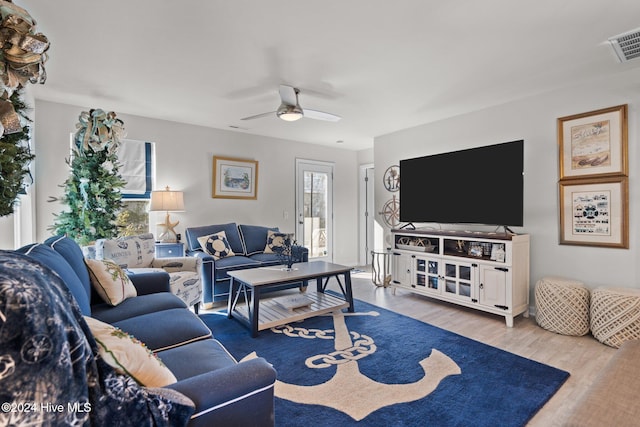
[264,230,292,254]
[84,316,176,387]
[197,231,236,260]
[85,258,137,305]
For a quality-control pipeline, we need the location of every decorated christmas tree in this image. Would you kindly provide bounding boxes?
[0,90,34,217]
[51,109,127,245]
[0,0,49,217]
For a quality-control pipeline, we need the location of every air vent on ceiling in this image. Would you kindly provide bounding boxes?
[609,28,640,63]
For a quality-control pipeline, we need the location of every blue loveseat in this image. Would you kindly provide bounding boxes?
[185,223,309,304]
[11,235,276,426]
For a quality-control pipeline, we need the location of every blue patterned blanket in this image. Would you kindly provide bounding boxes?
[0,251,194,426]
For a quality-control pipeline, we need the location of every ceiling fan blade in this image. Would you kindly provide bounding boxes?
[303,109,341,122]
[240,111,275,121]
[279,85,298,106]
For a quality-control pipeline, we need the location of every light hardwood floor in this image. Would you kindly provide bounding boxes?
[346,269,616,427]
[208,269,617,426]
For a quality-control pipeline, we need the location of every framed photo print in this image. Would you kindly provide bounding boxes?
[558,104,628,180]
[559,176,628,248]
[212,156,258,199]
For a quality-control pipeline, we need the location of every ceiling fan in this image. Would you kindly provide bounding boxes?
[241,85,341,122]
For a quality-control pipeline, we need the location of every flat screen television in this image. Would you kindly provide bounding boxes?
[399,140,524,227]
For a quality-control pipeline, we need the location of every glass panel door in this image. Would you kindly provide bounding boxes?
[444,261,474,299]
[414,257,439,291]
[296,160,333,261]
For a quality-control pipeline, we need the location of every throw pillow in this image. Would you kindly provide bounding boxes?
[264,230,292,254]
[85,258,137,306]
[96,233,156,268]
[84,316,177,387]
[197,231,236,260]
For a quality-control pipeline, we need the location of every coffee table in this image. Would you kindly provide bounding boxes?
[227,261,354,337]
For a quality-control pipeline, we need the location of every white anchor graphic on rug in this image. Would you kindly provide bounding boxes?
[240,310,461,421]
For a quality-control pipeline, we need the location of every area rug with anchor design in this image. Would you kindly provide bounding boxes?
[200,299,569,427]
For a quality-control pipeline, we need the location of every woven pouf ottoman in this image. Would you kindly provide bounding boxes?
[535,276,590,336]
[591,287,640,348]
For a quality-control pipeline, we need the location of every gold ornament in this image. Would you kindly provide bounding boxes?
[0,0,49,134]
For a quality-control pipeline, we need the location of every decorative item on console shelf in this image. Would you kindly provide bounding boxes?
[396,236,435,252]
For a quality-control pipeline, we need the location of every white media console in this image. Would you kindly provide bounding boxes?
[391,229,530,327]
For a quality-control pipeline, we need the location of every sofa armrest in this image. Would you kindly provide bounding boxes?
[166,357,276,426]
[186,250,214,304]
[151,256,202,273]
[293,245,309,262]
[127,270,171,295]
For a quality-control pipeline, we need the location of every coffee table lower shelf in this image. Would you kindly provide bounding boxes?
[232,291,349,332]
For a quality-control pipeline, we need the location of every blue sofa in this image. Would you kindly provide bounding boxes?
[11,235,276,426]
[185,223,309,304]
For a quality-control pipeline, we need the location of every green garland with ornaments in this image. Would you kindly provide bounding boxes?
[0,0,49,217]
[0,90,34,217]
[51,109,127,245]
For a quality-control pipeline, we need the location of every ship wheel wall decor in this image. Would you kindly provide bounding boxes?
[383,165,400,192]
[379,195,400,228]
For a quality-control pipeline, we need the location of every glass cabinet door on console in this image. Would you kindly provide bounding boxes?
[414,256,440,292]
[443,260,476,302]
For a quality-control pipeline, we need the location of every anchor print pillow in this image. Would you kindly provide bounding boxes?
[85,258,137,305]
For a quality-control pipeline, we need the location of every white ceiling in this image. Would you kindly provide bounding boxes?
[17,0,640,151]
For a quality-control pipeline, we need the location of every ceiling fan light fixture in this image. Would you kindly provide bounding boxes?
[277,102,303,121]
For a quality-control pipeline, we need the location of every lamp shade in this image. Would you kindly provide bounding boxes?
[149,186,185,212]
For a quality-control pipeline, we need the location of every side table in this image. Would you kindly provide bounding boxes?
[155,242,185,258]
[371,249,391,287]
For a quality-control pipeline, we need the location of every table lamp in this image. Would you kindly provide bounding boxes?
[150,186,185,243]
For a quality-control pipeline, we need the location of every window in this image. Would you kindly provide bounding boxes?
[116,140,155,236]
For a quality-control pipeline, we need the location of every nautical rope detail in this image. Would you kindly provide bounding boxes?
[270,323,377,368]
[306,332,376,368]
[271,324,334,340]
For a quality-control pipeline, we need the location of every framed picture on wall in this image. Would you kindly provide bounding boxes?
[212,156,258,199]
[558,104,628,180]
[559,176,628,248]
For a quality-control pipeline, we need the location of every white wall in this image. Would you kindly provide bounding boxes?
[0,215,12,248]
[375,68,640,301]
[32,100,360,266]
